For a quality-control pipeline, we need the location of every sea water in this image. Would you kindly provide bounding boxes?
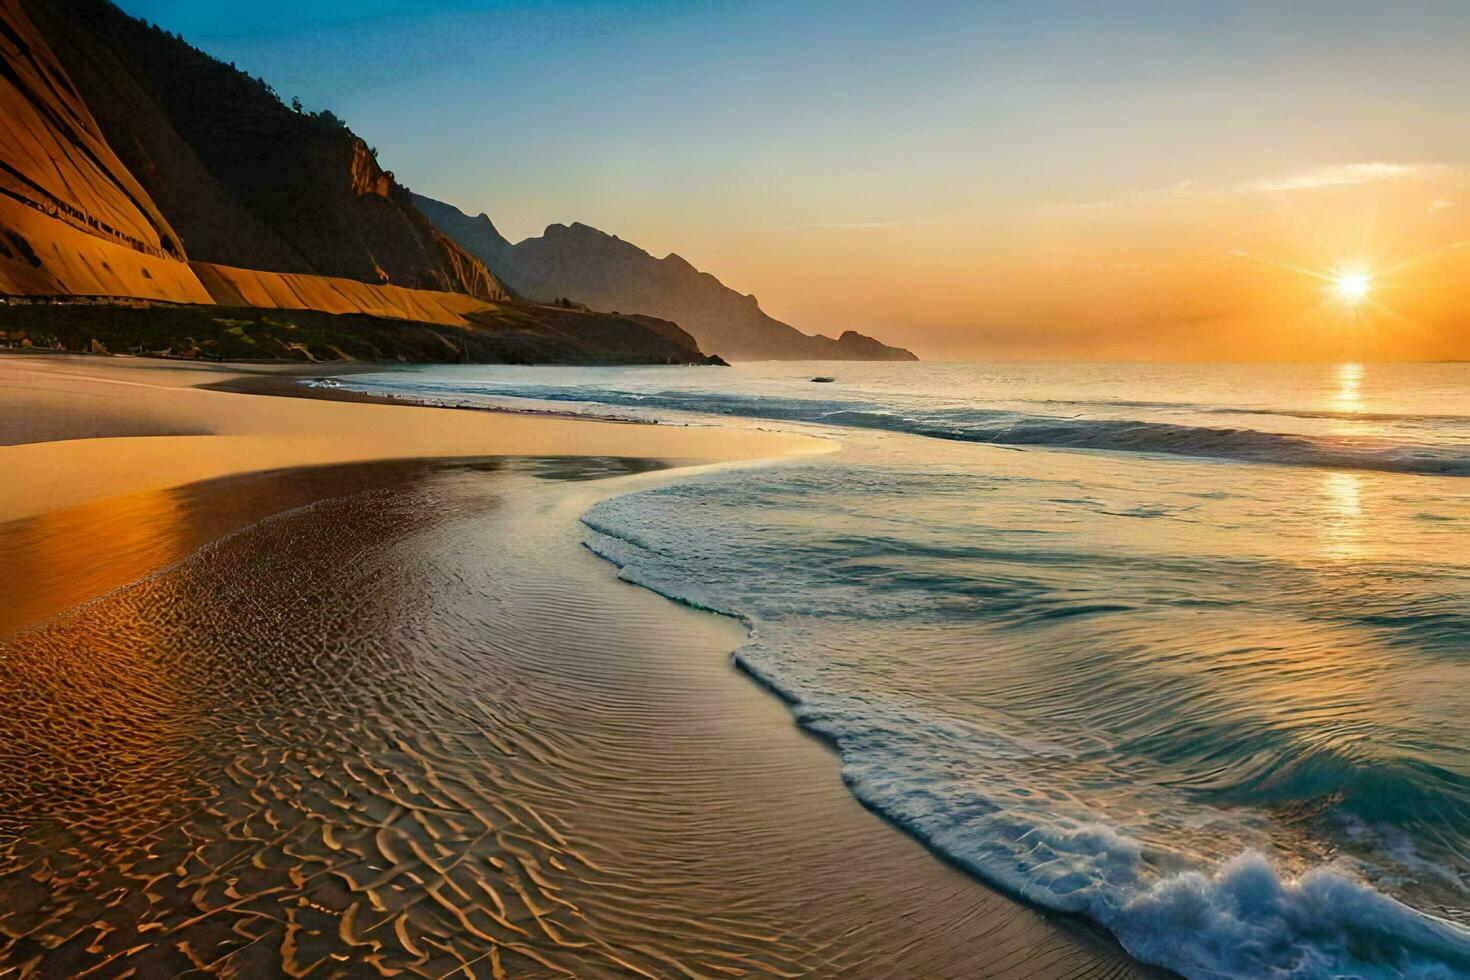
[327,361,1470,978]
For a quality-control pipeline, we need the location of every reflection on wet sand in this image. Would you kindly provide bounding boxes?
[0,483,190,635]
[1,460,433,636]
[0,457,668,637]
[0,460,1143,977]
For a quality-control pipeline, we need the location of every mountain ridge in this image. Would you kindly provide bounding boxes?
[0,0,722,365]
[414,194,917,362]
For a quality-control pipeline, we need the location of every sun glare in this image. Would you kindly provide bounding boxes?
[1332,269,1373,305]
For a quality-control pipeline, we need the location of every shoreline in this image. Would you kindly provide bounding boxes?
[0,352,825,523]
[0,352,1154,976]
[203,371,666,427]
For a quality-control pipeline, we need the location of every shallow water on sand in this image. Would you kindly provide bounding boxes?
[333,362,1470,978]
[0,457,1144,977]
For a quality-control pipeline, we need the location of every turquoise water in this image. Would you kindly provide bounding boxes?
[327,362,1470,978]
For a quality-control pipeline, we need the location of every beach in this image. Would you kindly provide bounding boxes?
[0,355,823,524]
[248,359,1470,978]
[5,0,1465,973]
[0,353,1147,977]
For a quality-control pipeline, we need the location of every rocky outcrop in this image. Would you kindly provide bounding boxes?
[415,196,917,362]
[26,0,508,301]
[350,142,393,199]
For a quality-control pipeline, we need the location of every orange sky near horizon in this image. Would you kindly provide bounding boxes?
[122,1,1470,362]
[679,165,1470,362]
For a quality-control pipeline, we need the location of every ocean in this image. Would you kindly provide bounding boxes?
[326,360,1470,978]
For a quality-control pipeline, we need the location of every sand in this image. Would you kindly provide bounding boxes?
[0,353,824,523]
[0,352,1152,976]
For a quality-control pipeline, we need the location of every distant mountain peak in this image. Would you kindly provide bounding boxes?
[415,195,916,362]
[551,221,613,239]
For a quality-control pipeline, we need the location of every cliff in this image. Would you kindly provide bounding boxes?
[26,0,507,301]
[415,196,917,362]
[0,0,211,301]
[1,0,721,365]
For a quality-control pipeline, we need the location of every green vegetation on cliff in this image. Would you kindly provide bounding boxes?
[0,302,724,365]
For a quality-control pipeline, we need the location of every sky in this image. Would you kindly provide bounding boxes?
[119,0,1470,360]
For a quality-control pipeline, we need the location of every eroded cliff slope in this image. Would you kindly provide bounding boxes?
[0,0,210,300]
[1,0,719,364]
[27,0,507,301]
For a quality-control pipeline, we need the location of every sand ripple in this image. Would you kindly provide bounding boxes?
[0,460,1146,977]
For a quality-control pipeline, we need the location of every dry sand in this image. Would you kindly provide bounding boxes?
[0,352,824,523]
[0,352,1152,977]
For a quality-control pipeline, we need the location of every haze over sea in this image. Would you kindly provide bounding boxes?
[329,361,1470,978]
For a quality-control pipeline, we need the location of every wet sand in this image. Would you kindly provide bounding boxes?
[0,354,1154,976]
[0,354,822,522]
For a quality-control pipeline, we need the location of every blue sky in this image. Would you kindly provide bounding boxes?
[115,1,1470,358]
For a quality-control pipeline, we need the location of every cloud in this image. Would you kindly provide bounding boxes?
[1234,162,1449,193]
[781,218,940,231]
[1430,198,1456,211]
[1051,161,1456,213]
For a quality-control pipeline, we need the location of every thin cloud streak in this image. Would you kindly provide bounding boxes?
[1235,162,1449,193]
[773,218,942,232]
[1056,161,1457,212]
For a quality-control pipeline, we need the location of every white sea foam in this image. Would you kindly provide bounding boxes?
[633,573,1470,975]
[323,374,1470,476]
[580,475,1470,978]
[330,362,1470,977]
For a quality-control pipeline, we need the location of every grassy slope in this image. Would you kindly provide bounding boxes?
[0,302,722,365]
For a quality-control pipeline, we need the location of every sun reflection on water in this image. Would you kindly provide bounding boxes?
[1332,362,1364,415]
[1319,471,1364,559]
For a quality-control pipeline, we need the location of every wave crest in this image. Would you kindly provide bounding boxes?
[580,488,1470,979]
[327,377,1470,476]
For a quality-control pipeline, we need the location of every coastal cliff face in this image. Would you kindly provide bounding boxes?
[26,0,508,301]
[0,0,721,364]
[2,0,899,365]
[0,0,211,301]
[415,196,918,362]
[350,142,394,200]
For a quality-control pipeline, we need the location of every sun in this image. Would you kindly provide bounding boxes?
[1332,269,1373,305]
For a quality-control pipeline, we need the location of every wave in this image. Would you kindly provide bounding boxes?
[834,726,1470,980]
[578,486,1470,979]
[1018,396,1470,425]
[325,378,1470,476]
[822,409,1470,475]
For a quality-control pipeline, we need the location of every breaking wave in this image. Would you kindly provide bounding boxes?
[580,477,1470,978]
[322,377,1470,476]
